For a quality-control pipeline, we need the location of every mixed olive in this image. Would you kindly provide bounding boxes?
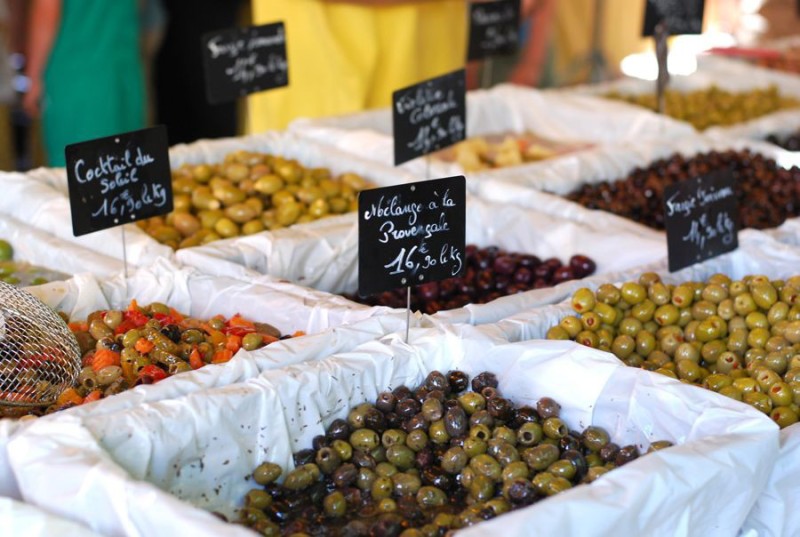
[4,301,299,417]
[137,150,374,249]
[346,246,596,314]
[565,149,800,231]
[0,238,68,287]
[236,370,670,536]
[547,272,800,428]
[604,86,799,130]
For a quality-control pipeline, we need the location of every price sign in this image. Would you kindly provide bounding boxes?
[358,176,466,297]
[642,0,705,36]
[392,69,466,166]
[65,126,173,237]
[663,169,738,272]
[201,21,288,104]
[467,0,521,61]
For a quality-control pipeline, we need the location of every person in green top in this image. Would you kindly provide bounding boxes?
[23,0,145,167]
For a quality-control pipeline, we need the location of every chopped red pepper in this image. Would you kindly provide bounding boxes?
[138,365,168,383]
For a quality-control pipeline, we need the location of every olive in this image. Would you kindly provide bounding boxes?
[486,397,513,421]
[523,444,559,471]
[443,406,468,438]
[535,397,561,419]
[471,372,498,394]
[447,370,469,393]
[614,445,640,467]
[421,398,443,422]
[437,446,467,474]
[517,422,543,447]
[386,445,415,471]
[470,409,496,428]
[323,491,347,518]
[416,486,447,508]
[327,418,352,441]
[503,478,537,505]
[542,418,568,439]
[350,429,380,452]
[316,447,342,474]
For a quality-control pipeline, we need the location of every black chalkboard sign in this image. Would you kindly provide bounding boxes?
[467,0,521,61]
[65,125,173,237]
[643,0,705,36]
[201,22,288,104]
[663,169,738,272]
[392,69,467,166]
[358,176,466,297]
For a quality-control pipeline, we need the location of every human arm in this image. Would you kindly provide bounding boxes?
[23,0,61,117]
[509,0,554,87]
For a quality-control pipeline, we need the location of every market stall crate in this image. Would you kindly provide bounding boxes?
[6,324,777,536]
[479,231,800,537]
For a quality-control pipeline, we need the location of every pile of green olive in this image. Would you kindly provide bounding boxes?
[547,273,800,428]
[138,150,374,249]
[604,86,799,130]
[0,238,66,287]
[236,370,670,536]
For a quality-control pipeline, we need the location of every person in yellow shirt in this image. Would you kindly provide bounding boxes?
[247,0,467,133]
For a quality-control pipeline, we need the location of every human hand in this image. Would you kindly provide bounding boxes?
[23,77,42,118]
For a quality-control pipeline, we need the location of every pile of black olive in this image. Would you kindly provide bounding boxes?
[235,370,670,536]
[346,246,596,314]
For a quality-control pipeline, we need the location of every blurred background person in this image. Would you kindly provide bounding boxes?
[154,0,246,145]
[0,0,14,170]
[247,0,467,133]
[140,0,167,126]
[23,0,145,167]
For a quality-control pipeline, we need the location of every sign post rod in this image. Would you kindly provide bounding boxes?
[121,226,129,298]
[482,58,494,89]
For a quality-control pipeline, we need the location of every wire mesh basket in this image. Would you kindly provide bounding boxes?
[0,281,81,408]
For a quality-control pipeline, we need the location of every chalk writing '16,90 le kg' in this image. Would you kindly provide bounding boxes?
[90,183,168,219]
[384,243,463,278]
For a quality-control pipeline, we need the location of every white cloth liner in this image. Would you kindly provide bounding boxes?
[477,231,800,537]
[1,131,416,268]
[0,213,123,279]
[289,83,695,178]
[0,496,103,537]
[7,325,777,537]
[177,193,667,299]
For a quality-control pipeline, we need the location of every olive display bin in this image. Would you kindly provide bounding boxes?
[477,231,800,537]
[176,192,667,325]
[567,54,800,135]
[7,325,776,536]
[289,83,695,182]
[0,258,406,500]
[0,213,123,282]
[0,130,414,268]
[464,135,800,248]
